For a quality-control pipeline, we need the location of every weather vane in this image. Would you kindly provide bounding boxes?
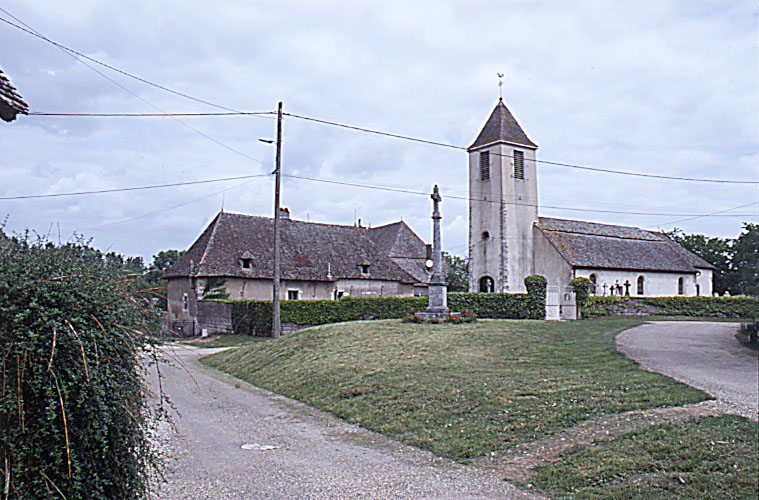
[497,72,504,100]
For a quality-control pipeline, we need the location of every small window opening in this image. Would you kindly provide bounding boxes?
[240,258,253,269]
[513,150,524,180]
[482,231,490,241]
[182,292,189,312]
[480,151,490,181]
[479,276,494,293]
[589,274,598,294]
[678,277,684,295]
[360,263,370,274]
[637,276,645,295]
[287,290,299,300]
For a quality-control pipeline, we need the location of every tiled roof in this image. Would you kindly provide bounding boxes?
[536,217,714,273]
[469,98,537,150]
[163,212,421,283]
[368,221,431,283]
[0,69,29,122]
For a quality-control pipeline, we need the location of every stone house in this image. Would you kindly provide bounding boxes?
[162,210,431,335]
[468,98,714,301]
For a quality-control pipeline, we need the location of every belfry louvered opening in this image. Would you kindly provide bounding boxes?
[513,150,524,179]
[480,151,490,181]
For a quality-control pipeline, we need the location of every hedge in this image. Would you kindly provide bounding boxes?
[583,295,759,319]
[0,236,163,499]
[229,275,547,336]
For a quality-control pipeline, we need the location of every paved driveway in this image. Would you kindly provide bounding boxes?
[616,321,758,420]
[149,345,542,500]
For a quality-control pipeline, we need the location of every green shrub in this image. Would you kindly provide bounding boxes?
[569,277,592,308]
[0,236,163,499]
[583,295,759,319]
[231,276,548,336]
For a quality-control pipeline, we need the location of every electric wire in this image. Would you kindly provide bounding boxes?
[0,174,270,200]
[28,111,275,117]
[285,112,759,185]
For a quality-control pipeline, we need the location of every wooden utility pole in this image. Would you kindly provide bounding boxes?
[272,101,283,338]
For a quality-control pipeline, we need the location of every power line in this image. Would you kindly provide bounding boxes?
[28,111,275,117]
[0,11,244,113]
[285,112,759,185]
[645,201,759,229]
[283,173,756,218]
[0,174,270,200]
[0,10,270,166]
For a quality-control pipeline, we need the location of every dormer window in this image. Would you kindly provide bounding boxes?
[360,263,370,275]
[239,250,254,269]
[513,150,524,180]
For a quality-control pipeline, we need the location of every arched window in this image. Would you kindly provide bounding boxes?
[678,277,684,295]
[589,274,598,294]
[479,276,494,293]
[482,231,490,241]
[637,276,644,295]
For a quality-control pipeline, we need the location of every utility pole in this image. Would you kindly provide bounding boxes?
[272,101,283,338]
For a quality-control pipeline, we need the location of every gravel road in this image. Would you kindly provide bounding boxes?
[616,321,758,420]
[149,344,543,500]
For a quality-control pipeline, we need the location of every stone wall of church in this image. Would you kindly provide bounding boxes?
[574,269,702,297]
[533,227,573,290]
[468,143,537,293]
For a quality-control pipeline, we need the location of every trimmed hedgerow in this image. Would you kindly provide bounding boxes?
[0,236,164,499]
[230,275,548,336]
[570,277,592,308]
[583,295,759,319]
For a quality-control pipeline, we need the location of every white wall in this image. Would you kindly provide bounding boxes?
[574,269,702,297]
[468,142,538,293]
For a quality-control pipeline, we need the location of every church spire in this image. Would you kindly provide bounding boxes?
[468,99,537,150]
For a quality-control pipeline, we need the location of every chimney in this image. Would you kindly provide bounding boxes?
[279,207,290,220]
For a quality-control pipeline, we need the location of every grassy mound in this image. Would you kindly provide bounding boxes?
[202,318,709,460]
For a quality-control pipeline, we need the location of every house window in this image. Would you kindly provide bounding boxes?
[678,277,684,295]
[480,151,490,181]
[240,258,253,269]
[637,276,645,295]
[479,276,494,293]
[182,292,189,311]
[589,274,598,294]
[482,231,490,241]
[360,263,370,275]
[513,150,524,180]
[287,290,299,300]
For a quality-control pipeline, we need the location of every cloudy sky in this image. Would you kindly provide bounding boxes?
[1,0,757,263]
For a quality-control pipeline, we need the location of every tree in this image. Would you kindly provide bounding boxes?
[443,252,469,292]
[151,249,182,273]
[143,249,184,310]
[728,223,758,296]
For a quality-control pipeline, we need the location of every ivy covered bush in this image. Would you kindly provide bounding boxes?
[582,295,758,319]
[569,277,592,308]
[230,275,548,336]
[0,236,164,499]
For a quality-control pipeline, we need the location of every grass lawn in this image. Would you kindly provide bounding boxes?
[183,334,269,348]
[202,318,710,460]
[531,415,759,499]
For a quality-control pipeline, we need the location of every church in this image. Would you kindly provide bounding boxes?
[467,99,714,300]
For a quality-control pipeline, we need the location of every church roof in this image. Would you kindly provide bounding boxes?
[536,217,714,273]
[368,221,431,283]
[162,211,421,283]
[469,98,537,150]
[0,69,28,122]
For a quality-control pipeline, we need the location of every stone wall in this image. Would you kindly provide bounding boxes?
[197,300,234,334]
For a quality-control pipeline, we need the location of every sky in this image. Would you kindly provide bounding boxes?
[1,0,757,263]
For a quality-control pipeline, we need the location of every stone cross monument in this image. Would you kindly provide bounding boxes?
[426,185,449,314]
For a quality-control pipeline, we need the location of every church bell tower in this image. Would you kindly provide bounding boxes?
[468,98,538,293]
